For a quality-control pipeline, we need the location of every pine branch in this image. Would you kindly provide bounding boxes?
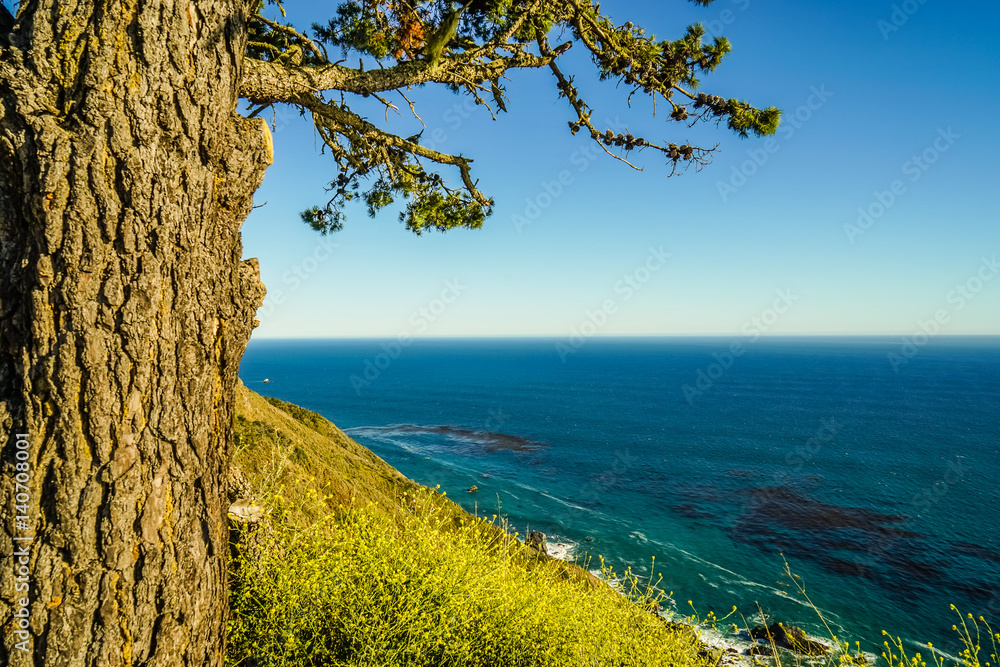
[255,0,778,233]
[251,13,328,64]
[295,92,491,206]
[240,49,552,104]
[468,0,544,58]
[537,30,715,175]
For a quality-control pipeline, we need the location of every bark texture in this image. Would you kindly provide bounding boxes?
[0,1,270,664]
[238,50,551,102]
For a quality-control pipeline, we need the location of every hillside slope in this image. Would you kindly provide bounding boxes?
[232,380,423,513]
[230,381,603,583]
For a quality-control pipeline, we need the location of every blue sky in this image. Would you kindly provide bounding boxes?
[242,0,1000,338]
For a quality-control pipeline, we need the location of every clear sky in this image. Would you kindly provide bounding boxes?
[241,0,1000,338]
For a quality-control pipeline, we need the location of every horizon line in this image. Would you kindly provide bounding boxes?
[248,333,1000,341]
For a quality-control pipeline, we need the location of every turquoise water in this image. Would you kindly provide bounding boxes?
[240,337,1000,655]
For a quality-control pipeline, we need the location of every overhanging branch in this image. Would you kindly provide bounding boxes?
[239,50,553,104]
[294,93,490,207]
[537,29,716,175]
[244,0,779,233]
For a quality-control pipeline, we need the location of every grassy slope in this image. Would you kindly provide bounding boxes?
[231,380,602,585]
[233,380,421,510]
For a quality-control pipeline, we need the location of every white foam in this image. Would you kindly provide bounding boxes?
[511,534,578,562]
[545,539,577,561]
[911,639,960,664]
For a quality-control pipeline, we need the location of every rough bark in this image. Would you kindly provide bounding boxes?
[238,50,553,103]
[0,1,270,665]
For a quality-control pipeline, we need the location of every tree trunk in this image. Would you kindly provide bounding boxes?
[0,1,270,664]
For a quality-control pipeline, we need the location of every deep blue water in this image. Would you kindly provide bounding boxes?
[240,337,1000,655]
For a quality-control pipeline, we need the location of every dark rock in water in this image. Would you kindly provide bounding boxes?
[467,485,478,493]
[751,622,830,656]
[952,540,1000,565]
[388,423,547,452]
[728,484,929,584]
[726,648,740,654]
[672,503,716,520]
[884,554,943,581]
[526,530,548,555]
[585,537,593,542]
[779,624,830,656]
[739,486,910,533]
[747,645,774,657]
[951,580,999,602]
[822,556,876,580]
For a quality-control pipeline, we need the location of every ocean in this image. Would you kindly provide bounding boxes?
[239,336,1000,657]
